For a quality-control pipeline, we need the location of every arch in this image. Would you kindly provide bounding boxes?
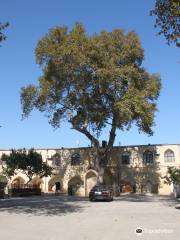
[143,180,153,193]
[164,149,175,162]
[120,179,133,193]
[48,175,63,192]
[143,150,154,164]
[86,169,98,176]
[68,176,83,196]
[55,182,61,191]
[12,176,25,188]
[85,170,98,196]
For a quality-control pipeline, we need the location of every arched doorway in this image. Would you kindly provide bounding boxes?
[55,182,61,192]
[120,180,133,193]
[85,170,98,196]
[48,175,62,192]
[12,176,25,188]
[68,176,83,196]
[143,181,153,193]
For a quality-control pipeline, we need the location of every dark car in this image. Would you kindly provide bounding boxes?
[89,185,113,201]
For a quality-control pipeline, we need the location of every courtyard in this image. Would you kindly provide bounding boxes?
[0,194,179,240]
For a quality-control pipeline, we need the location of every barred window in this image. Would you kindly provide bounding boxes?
[143,150,154,164]
[71,153,80,166]
[164,149,175,163]
[121,152,130,165]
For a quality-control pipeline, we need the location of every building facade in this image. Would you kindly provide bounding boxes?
[0,144,180,196]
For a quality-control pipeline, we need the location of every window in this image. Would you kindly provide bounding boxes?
[52,153,61,166]
[121,152,130,165]
[164,149,175,163]
[143,150,153,164]
[71,153,80,166]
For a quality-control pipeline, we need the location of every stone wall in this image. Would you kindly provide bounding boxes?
[0,144,180,196]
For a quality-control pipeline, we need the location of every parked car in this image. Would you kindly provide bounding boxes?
[89,185,113,201]
[174,184,180,198]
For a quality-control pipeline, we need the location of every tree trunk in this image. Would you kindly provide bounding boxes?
[97,166,105,184]
[72,117,117,185]
[93,146,112,184]
[26,177,32,185]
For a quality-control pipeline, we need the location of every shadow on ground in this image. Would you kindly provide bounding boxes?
[0,195,89,216]
[115,193,180,209]
[114,193,177,205]
[0,194,178,216]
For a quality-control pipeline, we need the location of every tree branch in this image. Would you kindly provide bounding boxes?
[24,172,32,184]
[71,125,99,148]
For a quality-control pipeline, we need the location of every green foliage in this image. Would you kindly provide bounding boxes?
[0,174,7,183]
[2,149,53,183]
[21,23,161,150]
[164,166,180,185]
[150,0,180,47]
[0,22,9,46]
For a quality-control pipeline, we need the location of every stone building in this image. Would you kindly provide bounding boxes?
[0,144,179,196]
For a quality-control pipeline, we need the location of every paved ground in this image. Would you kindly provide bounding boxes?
[0,194,179,240]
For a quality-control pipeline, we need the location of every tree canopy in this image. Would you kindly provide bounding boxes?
[150,0,180,47]
[0,22,9,46]
[21,23,161,170]
[2,149,53,183]
[164,166,180,185]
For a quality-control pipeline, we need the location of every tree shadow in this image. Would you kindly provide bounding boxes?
[114,193,177,205]
[114,194,155,202]
[0,195,89,216]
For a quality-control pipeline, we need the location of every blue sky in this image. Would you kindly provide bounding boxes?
[0,0,179,149]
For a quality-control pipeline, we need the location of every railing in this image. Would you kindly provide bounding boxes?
[9,184,41,197]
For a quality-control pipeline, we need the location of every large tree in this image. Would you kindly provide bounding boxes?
[2,149,53,184]
[21,23,161,182]
[150,0,180,47]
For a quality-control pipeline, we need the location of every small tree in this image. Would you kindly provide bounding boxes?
[150,0,180,47]
[0,174,7,182]
[21,23,161,182]
[164,166,180,185]
[2,149,53,184]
